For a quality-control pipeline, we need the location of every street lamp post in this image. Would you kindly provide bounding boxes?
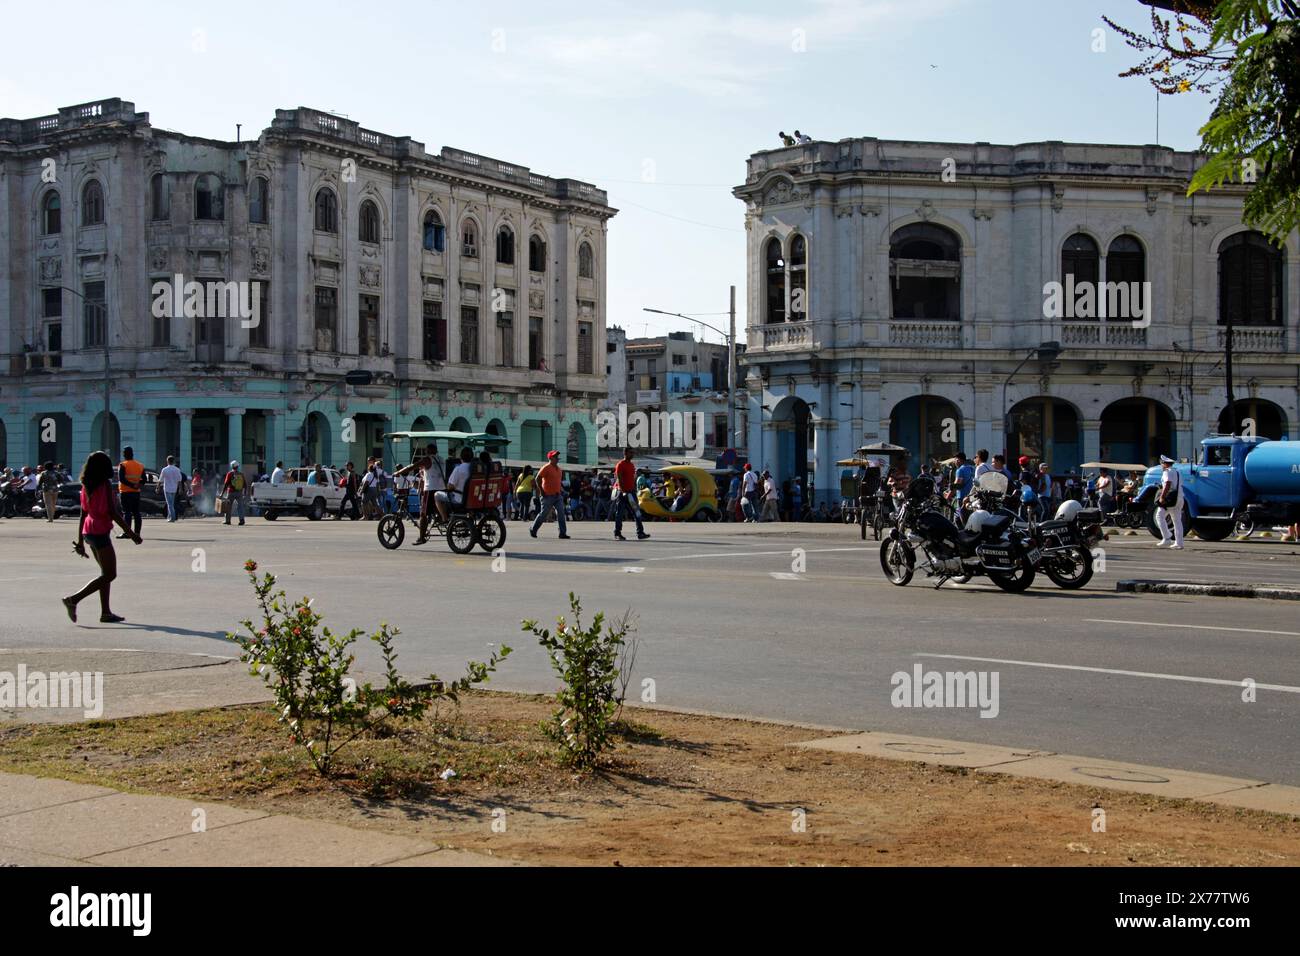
[643,289,738,459]
[1002,341,1062,461]
[58,286,111,453]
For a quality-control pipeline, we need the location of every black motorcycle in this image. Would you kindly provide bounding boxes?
[1029,506,1103,590]
[880,476,1041,593]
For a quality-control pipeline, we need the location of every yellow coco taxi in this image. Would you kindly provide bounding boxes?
[637,465,722,522]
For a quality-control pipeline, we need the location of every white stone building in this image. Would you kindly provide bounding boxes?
[735,137,1299,504]
[0,98,615,474]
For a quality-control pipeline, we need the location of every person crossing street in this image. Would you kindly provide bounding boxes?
[1155,454,1185,549]
[529,451,570,540]
[612,447,649,541]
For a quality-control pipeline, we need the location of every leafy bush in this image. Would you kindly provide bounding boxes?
[522,593,633,770]
[229,560,510,776]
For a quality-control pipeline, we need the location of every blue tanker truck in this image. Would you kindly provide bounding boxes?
[1140,435,1300,540]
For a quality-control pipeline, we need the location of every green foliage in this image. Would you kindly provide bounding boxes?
[522,593,633,770]
[229,559,510,776]
[1106,0,1300,244]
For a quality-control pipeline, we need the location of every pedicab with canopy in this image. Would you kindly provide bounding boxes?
[851,442,910,540]
[375,431,511,553]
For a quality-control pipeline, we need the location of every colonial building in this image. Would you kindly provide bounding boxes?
[0,98,615,474]
[735,137,1299,504]
[603,325,627,411]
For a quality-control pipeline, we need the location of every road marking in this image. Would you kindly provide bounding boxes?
[769,572,805,580]
[1085,618,1300,637]
[647,546,872,562]
[623,567,645,573]
[914,652,1300,693]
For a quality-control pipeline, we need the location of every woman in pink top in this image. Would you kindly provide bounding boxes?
[62,450,141,624]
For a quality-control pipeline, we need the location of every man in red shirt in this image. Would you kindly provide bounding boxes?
[528,451,570,540]
[613,447,649,541]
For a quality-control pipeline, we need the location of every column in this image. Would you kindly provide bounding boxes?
[263,410,280,471]
[226,408,245,467]
[1082,419,1101,464]
[135,409,158,470]
[179,409,194,474]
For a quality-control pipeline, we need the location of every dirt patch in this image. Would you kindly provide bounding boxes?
[1,691,1297,866]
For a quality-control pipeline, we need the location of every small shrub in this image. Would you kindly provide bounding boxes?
[522,593,633,770]
[229,560,510,776]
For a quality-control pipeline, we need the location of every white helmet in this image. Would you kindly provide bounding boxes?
[963,509,995,533]
[1055,499,1083,522]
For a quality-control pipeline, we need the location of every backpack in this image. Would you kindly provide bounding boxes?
[230,472,245,492]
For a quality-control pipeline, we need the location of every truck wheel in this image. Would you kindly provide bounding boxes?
[1145,504,1162,539]
[308,497,326,521]
[263,511,278,521]
[1192,518,1233,542]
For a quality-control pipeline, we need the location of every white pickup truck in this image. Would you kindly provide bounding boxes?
[251,467,354,521]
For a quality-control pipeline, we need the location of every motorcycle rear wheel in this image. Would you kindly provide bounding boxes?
[1044,546,1093,590]
[880,538,915,586]
[988,557,1036,593]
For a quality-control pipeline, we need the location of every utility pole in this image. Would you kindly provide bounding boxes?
[728,285,736,455]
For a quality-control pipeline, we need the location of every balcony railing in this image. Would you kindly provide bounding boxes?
[1219,327,1285,352]
[1062,323,1148,348]
[755,320,814,350]
[888,321,961,347]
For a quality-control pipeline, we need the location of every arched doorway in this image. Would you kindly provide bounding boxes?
[1218,399,1287,440]
[566,422,586,464]
[769,396,812,493]
[34,412,73,470]
[485,418,507,438]
[1100,398,1174,465]
[89,411,121,457]
[519,420,552,461]
[348,413,387,468]
[449,416,472,432]
[410,415,434,433]
[1008,398,1081,473]
[155,411,180,469]
[889,395,960,468]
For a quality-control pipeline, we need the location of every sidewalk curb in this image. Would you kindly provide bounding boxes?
[1117,579,1300,601]
[793,731,1300,817]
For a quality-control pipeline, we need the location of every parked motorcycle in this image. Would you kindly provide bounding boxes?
[880,474,1042,592]
[1028,499,1103,590]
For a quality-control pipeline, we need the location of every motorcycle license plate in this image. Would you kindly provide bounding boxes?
[1028,548,1041,564]
[980,547,1013,568]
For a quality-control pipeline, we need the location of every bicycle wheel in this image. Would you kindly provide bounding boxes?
[476,514,507,552]
[446,515,476,554]
[377,514,405,550]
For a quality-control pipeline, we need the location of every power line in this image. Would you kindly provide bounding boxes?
[617,198,743,232]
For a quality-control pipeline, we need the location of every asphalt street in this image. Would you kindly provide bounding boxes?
[3,514,1299,785]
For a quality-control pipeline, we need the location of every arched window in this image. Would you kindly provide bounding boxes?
[149,173,169,221]
[764,237,785,323]
[461,220,479,258]
[313,188,338,233]
[81,180,104,226]
[889,223,961,320]
[194,174,224,221]
[422,210,445,252]
[359,200,380,243]
[789,234,808,319]
[1061,233,1099,287]
[578,241,594,279]
[496,226,515,265]
[528,234,546,272]
[40,191,61,235]
[1219,231,1283,326]
[249,176,268,224]
[1107,235,1144,285]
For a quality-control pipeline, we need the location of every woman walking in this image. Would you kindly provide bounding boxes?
[62,450,141,623]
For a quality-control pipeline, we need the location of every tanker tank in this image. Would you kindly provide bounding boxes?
[1244,441,1300,501]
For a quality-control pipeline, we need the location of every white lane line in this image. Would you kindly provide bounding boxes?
[1085,618,1300,637]
[914,652,1300,693]
[647,546,872,562]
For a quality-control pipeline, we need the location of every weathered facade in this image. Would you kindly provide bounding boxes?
[0,98,615,474]
[623,330,742,460]
[735,137,1299,504]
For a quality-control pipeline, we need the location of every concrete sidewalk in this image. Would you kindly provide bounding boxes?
[0,771,520,867]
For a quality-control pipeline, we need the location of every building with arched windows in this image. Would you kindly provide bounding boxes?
[0,98,614,473]
[735,137,1299,505]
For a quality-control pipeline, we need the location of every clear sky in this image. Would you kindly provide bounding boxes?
[2,0,1218,345]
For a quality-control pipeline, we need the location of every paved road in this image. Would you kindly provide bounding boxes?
[3,514,1299,784]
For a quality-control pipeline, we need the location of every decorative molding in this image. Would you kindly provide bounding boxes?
[857,204,880,217]
[251,245,269,275]
[1051,186,1065,213]
[916,199,937,221]
[359,263,381,288]
[38,256,62,282]
[1145,187,1159,216]
[971,207,993,221]
[1189,214,1211,227]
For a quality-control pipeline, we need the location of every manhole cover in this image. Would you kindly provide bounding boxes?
[884,742,965,756]
[1072,765,1170,784]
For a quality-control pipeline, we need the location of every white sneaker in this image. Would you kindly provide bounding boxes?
[1171,544,1184,550]
[1156,540,1170,548]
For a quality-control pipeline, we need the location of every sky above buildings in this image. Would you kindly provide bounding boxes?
[4,0,1219,344]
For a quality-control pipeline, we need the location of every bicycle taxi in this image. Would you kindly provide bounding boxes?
[375,430,511,554]
[850,442,909,540]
